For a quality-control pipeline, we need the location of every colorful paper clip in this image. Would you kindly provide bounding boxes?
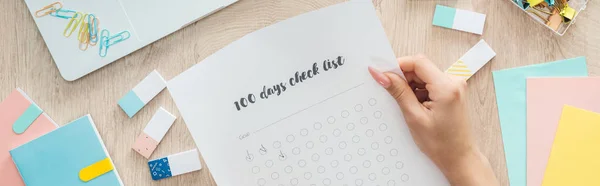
[99,29,131,57]
[50,8,76,19]
[78,23,90,51]
[88,14,100,46]
[35,2,62,17]
[64,12,83,37]
[77,14,90,42]
[99,29,111,57]
[108,31,131,46]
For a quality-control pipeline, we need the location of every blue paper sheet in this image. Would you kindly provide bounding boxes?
[492,57,587,186]
[10,115,123,186]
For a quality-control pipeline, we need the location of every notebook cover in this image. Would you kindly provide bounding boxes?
[10,115,123,186]
[0,88,58,186]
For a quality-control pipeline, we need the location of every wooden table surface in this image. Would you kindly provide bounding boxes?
[2,0,599,185]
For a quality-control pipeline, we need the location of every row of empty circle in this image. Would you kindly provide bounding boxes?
[276,123,388,148]
[257,174,408,186]
[254,159,405,175]
[258,178,404,186]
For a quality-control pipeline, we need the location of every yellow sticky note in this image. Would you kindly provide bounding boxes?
[79,157,114,182]
[542,105,600,186]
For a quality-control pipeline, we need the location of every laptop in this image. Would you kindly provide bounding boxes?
[23,0,239,81]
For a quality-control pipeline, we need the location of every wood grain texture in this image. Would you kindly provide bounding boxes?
[1,0,599,185]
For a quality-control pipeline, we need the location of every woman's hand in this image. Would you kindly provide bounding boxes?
[368,55,499,186]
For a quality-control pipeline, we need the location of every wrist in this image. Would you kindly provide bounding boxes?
[437,149,496,186]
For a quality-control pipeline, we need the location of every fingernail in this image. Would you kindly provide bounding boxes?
[368,66,391,88]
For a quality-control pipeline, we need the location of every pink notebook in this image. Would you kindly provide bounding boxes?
[0,88,58,186]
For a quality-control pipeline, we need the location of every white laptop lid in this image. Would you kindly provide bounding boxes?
[23,0,238,81]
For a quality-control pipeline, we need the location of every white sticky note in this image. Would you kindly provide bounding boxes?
[133,70,168,104]
[147,149,202,180]
[132,107,177,158]
[433,5,486,35]
[169,149,202,176]
[446,39,496,80]
[144,108,176,141]
[118,70,167,118]
[453,9,486,35]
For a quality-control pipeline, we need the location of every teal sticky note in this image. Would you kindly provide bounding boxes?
[10,115,123,186]
[432,5,456,29]
[118,91,144,118]
[492,57,588,186]
[13,103,42,134]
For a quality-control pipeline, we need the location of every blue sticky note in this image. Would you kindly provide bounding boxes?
[118,91,145,118]
[148,157,172,180]
[492,57,587,186]
[12,103,43,134]
[432,5,456,29]
[10,115,123,186]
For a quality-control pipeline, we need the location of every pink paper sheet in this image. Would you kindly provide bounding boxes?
[527,77,600,186]
[0,89,58,186]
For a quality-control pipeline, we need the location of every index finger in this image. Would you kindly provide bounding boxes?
[397,56,446,84]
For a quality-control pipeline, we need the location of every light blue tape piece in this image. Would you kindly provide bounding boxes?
[118,91,145,118]
[432,5,456,29]
[13,104,43,134]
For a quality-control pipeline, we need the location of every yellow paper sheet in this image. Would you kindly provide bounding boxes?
[542,105,600,186]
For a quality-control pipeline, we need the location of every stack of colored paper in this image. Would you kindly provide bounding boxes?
[1,88,124,186]
[493,56,600,186]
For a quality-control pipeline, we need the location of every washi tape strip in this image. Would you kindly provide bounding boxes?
[445,39,496,80]
[132,107,177,159]
[118,70,167,118]
[13,103,43,134]
[432,5,486,35]
[148,149,202,181]
[79,157,114,182]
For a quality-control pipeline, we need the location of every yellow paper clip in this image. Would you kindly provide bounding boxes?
[64,12,83,37]
[35,2,62,17]
[77,14,90,42]
[79,25,90,51]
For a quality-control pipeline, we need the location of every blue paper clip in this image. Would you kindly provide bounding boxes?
[107,31,131,46]
[50,8,76,19]
[98,30,131,57]
[88,14,99,44]
[99,29,110,57]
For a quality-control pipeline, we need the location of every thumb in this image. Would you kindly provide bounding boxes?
[368,67,424,120]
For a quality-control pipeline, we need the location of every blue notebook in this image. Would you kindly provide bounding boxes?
[10,115,123,186]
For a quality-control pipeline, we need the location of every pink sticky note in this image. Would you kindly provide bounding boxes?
[0,89,58,186]
[527,77,600,186]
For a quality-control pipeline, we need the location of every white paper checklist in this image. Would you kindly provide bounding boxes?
[168,1,448,186]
